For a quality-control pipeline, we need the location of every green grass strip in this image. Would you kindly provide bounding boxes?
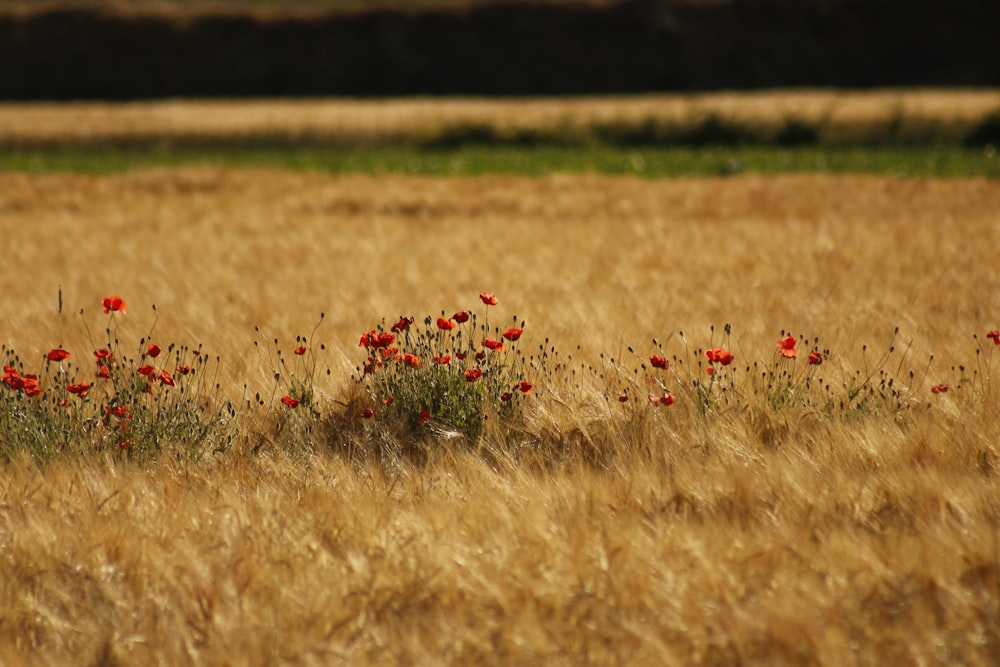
[2,145,998,178]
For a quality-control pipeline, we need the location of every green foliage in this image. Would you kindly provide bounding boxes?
[2,145,998,178]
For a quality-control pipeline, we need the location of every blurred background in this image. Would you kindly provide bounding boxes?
[1,0,997,100]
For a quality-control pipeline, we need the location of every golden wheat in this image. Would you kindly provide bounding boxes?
[2,168,999,664]
[2,90,998,147]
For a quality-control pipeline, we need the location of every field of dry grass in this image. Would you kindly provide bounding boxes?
[2,157,1000,662]
[3,90,999,148]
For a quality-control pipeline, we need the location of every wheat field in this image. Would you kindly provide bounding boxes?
[2,161,1000,664]
[3,90,998,148]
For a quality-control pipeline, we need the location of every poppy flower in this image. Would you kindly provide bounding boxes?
[119,439,131,449]
[453,311,470,324]
[110,405,131,419]
[483,338,504,351]
[516,381,533,394]
[705,366,715,375]
[96,362,111,379]
[359,330,395,349]
[137,365,157,376]
[808,351,824,366]
[147,343,162,358]
[175,365,191,375]
[455,352,468,360]
[434,354,452,365]
[360,408,375,419]
[158,370,175,387]
[465,368,483,382]
[648,392,675,406]
[618,392,629,402]
[391,317,414,333]
[777,335,798,359]
[475,351,486,361]
[403,353,422,368]
[67,381,91,397]
[931,383,950,394]
[650,355,668,369]
[502,328,522,342]
[500,392,513,402]
[24,385,44,398]
[988,330,1000,346]
[418,410,431,425]
[102,295,126,314]
[479,292,499,306]
[705,348,734,366]
[46,348,71,362]
[437,317,456,331]
[94,349,111,360]
[281,395,300,408]
[294,346,307,355]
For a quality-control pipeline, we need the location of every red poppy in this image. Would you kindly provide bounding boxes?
[146,343,161,358]
[931,383,950,394]
[650,355,668,369]
[437,317,456,331]
[705,365,715,376]
[705,348,734,366]
[391,317,414,333]
[119,439,131,449]
[500,392,513,402]
[618,393,629,402]
[648,392,675,406]
[465,368,483,382]
[360,408,375,419]
[281,395,300,408]
[137,365,157,376]
[102,295,126,314]
[516,381,533,395]
[777,335,798,359]
[359,330,395,349]
[453,311,470,324]
[403,353,422,368]
[94,349,111,360]
[110,405,131,419]
[475,351,486,361]
[294,346,307,355]
[483,338,504,351]
[434,354,452,365]
[455,352,468,360]
[67,381,91,397]
[158,370,175,387]
[418,410,431,425]
[988,330,1000,346]
[808,351,824,366]
[175,365,191,375]
[479,292,499,306]
[24,385,43,398]
[46,348,71,362]
[502,328,522,342]
[97,362,111,379]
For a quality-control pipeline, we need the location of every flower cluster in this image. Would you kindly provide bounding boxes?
[354,292,534,441]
